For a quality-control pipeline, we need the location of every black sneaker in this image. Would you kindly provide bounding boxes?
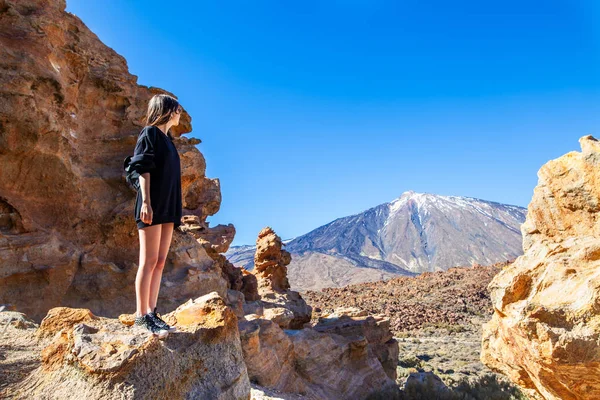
[133,313,169,339]
[149,307,177,332]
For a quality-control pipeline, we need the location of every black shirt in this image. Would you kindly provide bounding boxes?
[131,125,182,229]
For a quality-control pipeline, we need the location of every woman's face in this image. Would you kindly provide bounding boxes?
[170,105,182,126]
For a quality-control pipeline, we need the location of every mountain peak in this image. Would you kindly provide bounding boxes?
[389,191,438,213]
[398,190,452,201]
[393,191,493,207]
[226,191,527,290]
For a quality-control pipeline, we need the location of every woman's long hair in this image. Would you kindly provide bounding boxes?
[145,94,180,139]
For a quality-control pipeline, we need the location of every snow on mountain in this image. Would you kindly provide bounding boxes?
[225,191,527,291]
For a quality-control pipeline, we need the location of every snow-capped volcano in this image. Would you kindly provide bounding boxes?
[226,191,527,291]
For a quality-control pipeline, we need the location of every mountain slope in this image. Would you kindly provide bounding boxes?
[225,191,527,291]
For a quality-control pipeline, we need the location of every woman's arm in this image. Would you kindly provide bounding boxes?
[139,172,150,203]
[139,171,152,224]
[130,127,157,179]
[131,127,157,224]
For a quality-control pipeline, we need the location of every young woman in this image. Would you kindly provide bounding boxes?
[129,94,183,338]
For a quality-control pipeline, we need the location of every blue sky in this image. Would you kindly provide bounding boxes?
[66,1,599,246]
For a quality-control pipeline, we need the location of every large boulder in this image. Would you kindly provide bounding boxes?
[312,307,399,380]
[481,135,600,400]
[238,312,400,399]
[10,292,251,399]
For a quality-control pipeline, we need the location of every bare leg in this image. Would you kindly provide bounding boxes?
[148,222,174,312]
[136,224,162,317]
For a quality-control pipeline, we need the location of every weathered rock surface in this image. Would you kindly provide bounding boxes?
[312,307,399,380]
[2,227,402,400]
[237,228,402,399]
[481,135,600,400]
[8,292,251,399]
[181,214,236,254]
[254,227,292,293]
[0,0,235,321]
[0,310,40,394]
[245,227,312,329]
[3,294,401,400]
[238,313,400,399]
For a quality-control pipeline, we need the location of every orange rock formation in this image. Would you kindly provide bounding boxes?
[481,135,600,400]
[12,293,250,398]
[242,227,312,329]
[0,0,233,320]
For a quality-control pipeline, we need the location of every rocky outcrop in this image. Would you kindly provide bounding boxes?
[3,227,401,399]
[8,292,251,399]
[3,291,401,400]
[0,0,235,320]
[481,135,600,400]
[238,311,400,399]
[181,214,236,254]
[233,227,400,398]
[241,227,312,330]
[312,307,399,380]
[254,227,292,293]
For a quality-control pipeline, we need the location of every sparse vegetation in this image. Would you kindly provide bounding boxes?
[422,321,468,333]
[367,373,528,400]
[398,355,423,369]
[452,374,528,400]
